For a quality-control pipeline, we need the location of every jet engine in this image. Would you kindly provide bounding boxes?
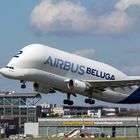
[33,82,55,94]
[66,79,91,93]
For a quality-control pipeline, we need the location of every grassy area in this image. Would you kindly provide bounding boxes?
[29,138,140,140]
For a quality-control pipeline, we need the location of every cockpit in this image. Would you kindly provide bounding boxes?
[6,66,14,69]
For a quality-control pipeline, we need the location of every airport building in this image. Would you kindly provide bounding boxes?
[25,117,140,137]
[39,103,57,117]
[0,91,42,137]
[0,91,140,138]
[63,105,128,118]
[39,105,128,118]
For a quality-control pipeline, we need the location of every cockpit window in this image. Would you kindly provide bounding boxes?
[14,50,23,58]
[6,66,14,69]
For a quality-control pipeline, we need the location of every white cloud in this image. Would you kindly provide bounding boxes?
[74,49,95,59]
[115,0,140,11]
[30,0,95,35]
[30,0,138,36]
[122,66,140,75]
[97,11,135,35]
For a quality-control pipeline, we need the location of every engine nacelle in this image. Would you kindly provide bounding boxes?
[33,82,55,94]
[66,79,90,93]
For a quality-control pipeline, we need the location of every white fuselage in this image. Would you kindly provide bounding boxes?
[0,44,140,104]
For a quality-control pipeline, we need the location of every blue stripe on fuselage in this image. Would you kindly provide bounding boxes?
[119,87,140,104]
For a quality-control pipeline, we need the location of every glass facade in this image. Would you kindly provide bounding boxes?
[0,93,41,135]
[0,98,26,106]
[0,107,37,117]
[0,97,40,134]
[38,126,140,137]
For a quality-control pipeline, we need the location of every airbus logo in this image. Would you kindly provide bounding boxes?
[44,56,115,80]
[44,56,85,75]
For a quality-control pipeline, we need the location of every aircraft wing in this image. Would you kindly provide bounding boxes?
[85,77,140,89]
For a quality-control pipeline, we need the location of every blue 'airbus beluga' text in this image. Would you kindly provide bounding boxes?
[44,56,115,80]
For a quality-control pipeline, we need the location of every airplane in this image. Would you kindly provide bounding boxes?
[1,44,140,105]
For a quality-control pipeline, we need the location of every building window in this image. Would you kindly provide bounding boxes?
[13,98,19,105]
[0,98,4,105]
[28,117,35,122]
[13,108,19,115]
[5,98,12,105]
[21,108,27,115]
[0,108,4,115]
[21,117,27,124]
[28,108,36,115]
[5,108,11,115]
[20,99,26,105]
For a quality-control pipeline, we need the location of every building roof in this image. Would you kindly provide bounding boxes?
[0,92,41,98]
[63,105,111,109]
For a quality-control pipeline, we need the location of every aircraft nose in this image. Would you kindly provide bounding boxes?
[0,67,24,79]
[0,67,16,79]
[0,68,7,76]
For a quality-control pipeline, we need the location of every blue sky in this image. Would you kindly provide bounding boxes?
[0,0,140,108]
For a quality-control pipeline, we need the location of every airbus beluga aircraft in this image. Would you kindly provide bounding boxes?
[1,44,140,105]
